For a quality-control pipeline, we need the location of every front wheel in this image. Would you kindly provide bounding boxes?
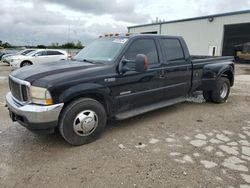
[211,77,230,103]
[59,98,107,146]
[21,61,32,67]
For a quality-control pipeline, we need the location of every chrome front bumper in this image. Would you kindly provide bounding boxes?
[6,92,64,125]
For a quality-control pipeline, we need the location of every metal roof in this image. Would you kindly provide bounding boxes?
[128,9,250,29]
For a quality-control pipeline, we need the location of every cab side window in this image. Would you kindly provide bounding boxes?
[124,39,159,65]
[162,39,185,62]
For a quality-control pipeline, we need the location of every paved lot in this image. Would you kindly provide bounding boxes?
[0,63,250,188]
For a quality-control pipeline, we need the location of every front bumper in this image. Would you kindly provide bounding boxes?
[6,92,64,131]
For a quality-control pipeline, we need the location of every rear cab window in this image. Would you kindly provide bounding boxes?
[161,38,185,63]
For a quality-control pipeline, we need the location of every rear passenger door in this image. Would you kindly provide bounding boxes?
[160,38,192,99]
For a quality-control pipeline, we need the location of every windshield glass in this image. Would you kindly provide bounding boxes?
[25,50,39,56]
[21,50,35,56]
[74,37,128,62]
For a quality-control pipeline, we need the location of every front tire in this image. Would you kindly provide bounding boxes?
[211,77,230,103]
[21,61,32,67]
[59,98,107,146]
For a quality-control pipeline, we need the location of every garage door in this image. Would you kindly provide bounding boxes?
[222,23,250,56]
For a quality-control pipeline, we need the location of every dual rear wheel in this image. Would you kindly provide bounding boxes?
[203,77,230,103]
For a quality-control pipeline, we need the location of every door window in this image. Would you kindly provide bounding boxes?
[162,39,185,62]
[124,39,159,65]
[34,51,47,56]
[47,51,64,55]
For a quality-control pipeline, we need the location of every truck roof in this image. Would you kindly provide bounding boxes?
[102,33,183,40]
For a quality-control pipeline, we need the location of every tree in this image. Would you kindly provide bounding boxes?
[76,40,83,49]
[36,45,46,49]
[2,42,11,48]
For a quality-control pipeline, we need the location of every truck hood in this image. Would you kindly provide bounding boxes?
[11,60,112,87]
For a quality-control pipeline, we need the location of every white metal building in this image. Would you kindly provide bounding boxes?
[128,10,250,56]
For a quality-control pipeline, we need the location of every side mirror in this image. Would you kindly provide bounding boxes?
[33,54,39,57]
[135,54,148,73]
[118,54,148,74]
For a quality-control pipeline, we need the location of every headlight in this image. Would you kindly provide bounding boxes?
[30,86,53,105]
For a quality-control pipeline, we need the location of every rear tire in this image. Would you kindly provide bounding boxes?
[211,77,230,103]
[59,98,107,146]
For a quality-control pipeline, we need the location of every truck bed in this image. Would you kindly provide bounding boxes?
[191,55,234,63]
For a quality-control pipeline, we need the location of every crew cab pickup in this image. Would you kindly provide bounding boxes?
[5,34,234,145]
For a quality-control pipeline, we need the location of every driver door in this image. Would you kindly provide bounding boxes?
[111,38,165,113]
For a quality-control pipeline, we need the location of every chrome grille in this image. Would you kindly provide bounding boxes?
[9,75,30,102]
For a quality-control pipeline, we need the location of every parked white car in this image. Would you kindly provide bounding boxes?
[2,49,35,65]
[10,49,68,68]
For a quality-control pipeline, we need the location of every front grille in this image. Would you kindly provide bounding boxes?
[9,76,30,102]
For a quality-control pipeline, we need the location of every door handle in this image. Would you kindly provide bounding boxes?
[159,70,165,79]
[159,74,165,79]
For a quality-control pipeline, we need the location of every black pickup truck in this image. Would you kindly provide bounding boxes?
[6,34,234,145]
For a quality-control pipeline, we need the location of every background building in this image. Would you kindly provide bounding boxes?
[128,10,250,56]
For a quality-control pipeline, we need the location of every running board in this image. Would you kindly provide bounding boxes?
[115,97,186,120]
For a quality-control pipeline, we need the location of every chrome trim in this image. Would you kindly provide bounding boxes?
[9,75,31,87]
[9,75,31,103]
[6,92,64,124]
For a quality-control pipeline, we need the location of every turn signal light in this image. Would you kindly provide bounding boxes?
[45,99,53,105]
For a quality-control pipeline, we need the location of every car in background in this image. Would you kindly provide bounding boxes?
[0,50,17,62]
[234,42,250,63]
[1,49,35,65]
[0,51,7,61]
[9,49,68,68]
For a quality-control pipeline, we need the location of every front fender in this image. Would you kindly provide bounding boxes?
[58,83,111,103]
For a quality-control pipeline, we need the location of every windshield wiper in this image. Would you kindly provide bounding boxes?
[82,59,95,64]
[74,58,104,64]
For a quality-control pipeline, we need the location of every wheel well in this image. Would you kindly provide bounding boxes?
[21,60,33,67]
[63,93,110,116]
[221,70,233,86]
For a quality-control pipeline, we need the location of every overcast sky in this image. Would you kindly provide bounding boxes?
[0,0,249,46]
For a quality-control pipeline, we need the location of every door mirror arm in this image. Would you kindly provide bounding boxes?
[118,58,135,75]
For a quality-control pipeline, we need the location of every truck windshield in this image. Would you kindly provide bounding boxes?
[74,38,128,62]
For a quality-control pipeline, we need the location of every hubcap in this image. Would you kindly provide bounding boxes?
[73,110,98,136]
[220,83,228,99]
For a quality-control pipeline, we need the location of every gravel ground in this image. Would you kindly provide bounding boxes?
[0,63,250,188]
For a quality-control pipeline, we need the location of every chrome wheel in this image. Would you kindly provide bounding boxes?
[73,110,98,136]
[220,83,228,99]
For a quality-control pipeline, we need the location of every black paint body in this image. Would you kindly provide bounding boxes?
[11,35,235,118]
